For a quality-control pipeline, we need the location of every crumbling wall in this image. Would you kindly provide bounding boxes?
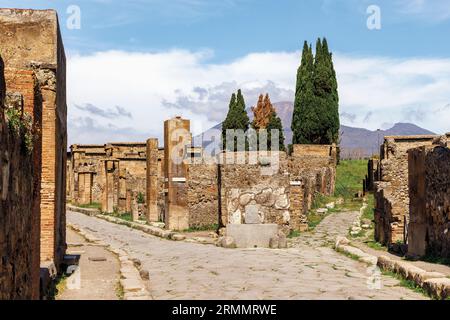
[288,144,336,213]
[408,140,450,259]
[0,58,40,299]
[374,136,436,246]
[0,8,67,266]
[186,161,218,228]
[70,144,106,205]
[101,143,147,214]
[219,152,293,233]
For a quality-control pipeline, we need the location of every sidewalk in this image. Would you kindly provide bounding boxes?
[57,229,121,300]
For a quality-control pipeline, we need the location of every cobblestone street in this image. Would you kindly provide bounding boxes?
[68,210,427,300]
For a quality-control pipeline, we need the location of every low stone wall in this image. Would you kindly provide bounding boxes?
[219,152,292,233]
[408,141,450,259]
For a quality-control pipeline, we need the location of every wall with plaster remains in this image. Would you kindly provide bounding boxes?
[408,137,450,259]
[0,56,40,299]
[374,135,437,247]
[0,8,67,266]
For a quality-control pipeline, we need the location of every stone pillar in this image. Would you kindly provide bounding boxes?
[102,159,119,214]
[131,192,139,221]
[164,117,191,231]
[146,138,159,222]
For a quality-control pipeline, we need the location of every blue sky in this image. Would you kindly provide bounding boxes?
[5,0,450,60]
[2,0,450,144]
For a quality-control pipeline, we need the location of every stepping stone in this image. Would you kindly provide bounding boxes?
[120,278,144,293]
[88,256,107,262]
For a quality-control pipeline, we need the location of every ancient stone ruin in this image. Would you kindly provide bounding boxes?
[373,135,439,247]
[371,133,450,258]
[67,116,337,248]
[408,136,450,259]
[68,142,149,219]
[0,9,67,299]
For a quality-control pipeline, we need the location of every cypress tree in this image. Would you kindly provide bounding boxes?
[235,89,250,130]
[267,111,285,151]
[313,37,340,145]
[291,38,340,146]
[222,90,249,151]
[291,41,316,144]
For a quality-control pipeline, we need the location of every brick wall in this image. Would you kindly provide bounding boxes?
[0,60,40,299]
[408,141,450,259]
[0,8,67,267]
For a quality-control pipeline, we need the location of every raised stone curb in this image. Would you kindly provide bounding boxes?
[375,255,450,299]
[67,223,152,300]
[335,234,450,299]
[68,205,218,246]
[335,239,377,266]
[66,204,100,216]
[334,201,450,299]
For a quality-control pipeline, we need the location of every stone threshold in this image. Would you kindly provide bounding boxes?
[66,205,217,246]
[334,204,450,300]
[67,223,152,300]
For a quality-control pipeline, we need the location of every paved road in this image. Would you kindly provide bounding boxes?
[67,210,427,300]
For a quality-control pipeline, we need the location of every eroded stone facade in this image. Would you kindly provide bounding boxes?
[408,137,450,259]
[374,135,441,247]
[68,116,337,234]
[220,145,337,234]
[69,144,106,205]
[67,143,149,218]
[0,55,40,300]
[0,8,67,298]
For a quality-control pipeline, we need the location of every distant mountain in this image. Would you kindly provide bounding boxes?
[339,123,435,159]
[195,101,436,159]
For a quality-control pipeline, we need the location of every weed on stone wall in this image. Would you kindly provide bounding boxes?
[137,192,145,204]
[5,107,34,155]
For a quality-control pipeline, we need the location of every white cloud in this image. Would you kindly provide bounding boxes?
[67,49,450,146]
[395,0,450,22]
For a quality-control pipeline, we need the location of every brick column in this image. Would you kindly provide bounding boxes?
[146,138,159,222]
[164,117,191,231]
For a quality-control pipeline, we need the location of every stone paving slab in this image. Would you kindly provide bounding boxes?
[67,210,427,300]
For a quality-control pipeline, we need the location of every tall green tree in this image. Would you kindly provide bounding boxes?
[313,37,340,145]
[266,111,285,151]
[291,38,340,146]
[222,89,250,151]
[291,41,317,145]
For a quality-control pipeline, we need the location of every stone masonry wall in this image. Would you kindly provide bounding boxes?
[289,144,337,213]
[374,135,437,247]
[0,8,68,267]
[219,152,293,234]
[70,144,106,205]
[186,161,218,228]
[0,59,40,299]
[408,138,450,259]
